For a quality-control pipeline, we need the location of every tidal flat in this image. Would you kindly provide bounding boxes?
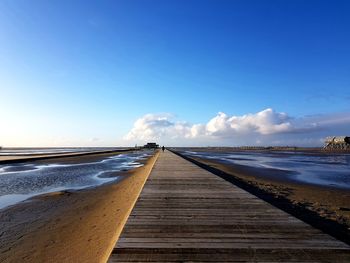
[0,149,158,262]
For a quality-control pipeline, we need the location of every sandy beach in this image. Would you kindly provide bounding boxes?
[0,148,131,163]
[0,150,159,263]
[174,149,350,244]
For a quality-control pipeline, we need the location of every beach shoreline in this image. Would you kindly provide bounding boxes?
[0,148,135,163]
[0,150,159,263]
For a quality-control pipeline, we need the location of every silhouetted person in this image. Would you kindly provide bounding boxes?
[162,146,165,152]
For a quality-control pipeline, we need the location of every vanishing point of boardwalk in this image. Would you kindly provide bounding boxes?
[109,150,350,262]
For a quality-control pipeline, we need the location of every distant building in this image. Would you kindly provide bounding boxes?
[143,142,159,149]
[324,136,350,150]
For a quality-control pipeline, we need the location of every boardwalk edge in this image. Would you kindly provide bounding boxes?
[169,149,350,246]
[103,150,160,262]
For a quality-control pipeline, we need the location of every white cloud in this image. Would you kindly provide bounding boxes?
[205,108,292,136]
[124,109,350,146]
[124,113,182,141]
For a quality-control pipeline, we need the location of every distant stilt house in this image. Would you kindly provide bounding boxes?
[324,136,350,150]
[143,142,159,149]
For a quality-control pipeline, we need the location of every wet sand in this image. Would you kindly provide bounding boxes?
[0,148,132,163]
[0,151,159,263]
[173,150,350,244]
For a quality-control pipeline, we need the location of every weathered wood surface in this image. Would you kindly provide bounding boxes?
[109,150,350,262]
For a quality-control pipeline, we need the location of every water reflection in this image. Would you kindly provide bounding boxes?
[183,150,350,189]
[0,147,126,156]
[0,151,151,209]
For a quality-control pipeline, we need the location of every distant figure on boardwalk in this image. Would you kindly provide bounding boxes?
[162,146,165,152]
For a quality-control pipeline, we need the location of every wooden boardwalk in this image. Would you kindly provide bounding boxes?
[109,150,350,262]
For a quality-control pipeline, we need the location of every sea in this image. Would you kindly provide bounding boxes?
[0,148,151,210]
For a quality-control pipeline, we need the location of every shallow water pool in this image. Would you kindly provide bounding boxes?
[0,151,151,209]
[183,150,350,190]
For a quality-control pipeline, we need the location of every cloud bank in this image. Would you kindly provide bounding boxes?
[124,108,350,146]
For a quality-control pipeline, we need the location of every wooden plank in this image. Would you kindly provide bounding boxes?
[108,150,350,262]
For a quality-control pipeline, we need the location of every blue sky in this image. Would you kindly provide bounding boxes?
[1,0,349,146]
